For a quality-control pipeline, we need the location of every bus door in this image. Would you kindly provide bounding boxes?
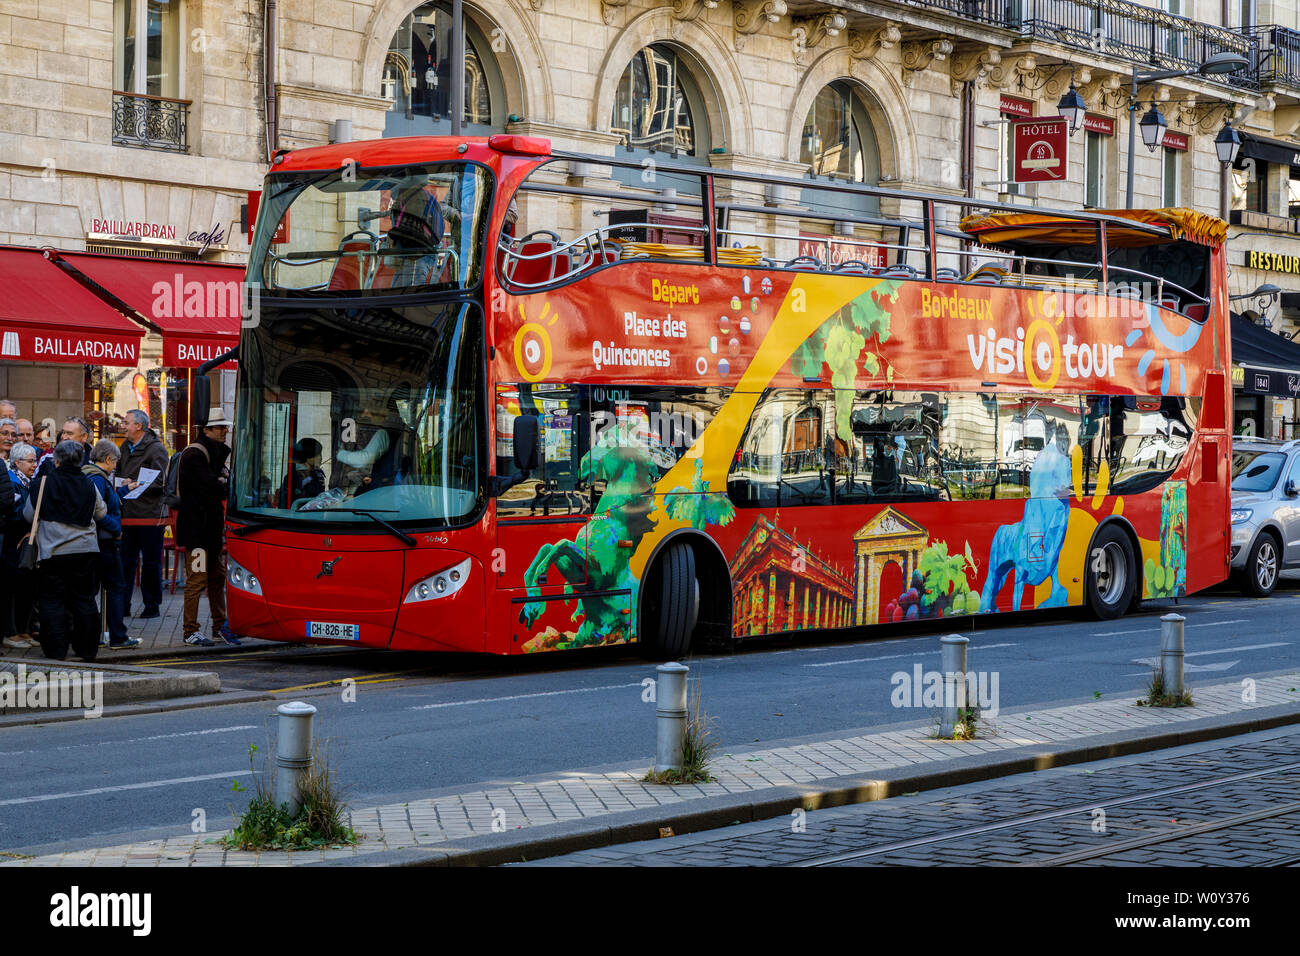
[494,384,591,627]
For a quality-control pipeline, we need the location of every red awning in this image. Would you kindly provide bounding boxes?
[0,246,146,367]
[54,251,244,368]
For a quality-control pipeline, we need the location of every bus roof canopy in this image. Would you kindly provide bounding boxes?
[959,208,1227,250]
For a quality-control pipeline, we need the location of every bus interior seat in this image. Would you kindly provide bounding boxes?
[881,264,918,278]
[507,240,570,286]
[967,274,1000,285]
[1184,302,1207,321]
[786,255,823,271]
[1158,294,1180,311]
[833,260,869,274]
[328,240,372,291]
[935,267,961,282]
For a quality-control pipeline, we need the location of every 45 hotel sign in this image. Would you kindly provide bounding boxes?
[1013,116,1070,184]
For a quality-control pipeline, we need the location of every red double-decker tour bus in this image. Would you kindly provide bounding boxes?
[227,135,1231,657]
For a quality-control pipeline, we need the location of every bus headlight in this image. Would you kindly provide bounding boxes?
[228,556,263,596]
[1230,508,1253,524]
[404,557,471,603]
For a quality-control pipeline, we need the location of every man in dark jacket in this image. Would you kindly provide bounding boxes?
[118,409,169,619]
[84,439,137,649]
[178,411,236,646]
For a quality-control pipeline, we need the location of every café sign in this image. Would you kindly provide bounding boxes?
[88,216,229,253]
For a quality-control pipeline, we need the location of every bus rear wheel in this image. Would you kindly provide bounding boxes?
[1085,525,1136,621]
[641,541,699,660]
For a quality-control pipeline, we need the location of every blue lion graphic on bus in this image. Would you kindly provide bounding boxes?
[979,424,1073,612]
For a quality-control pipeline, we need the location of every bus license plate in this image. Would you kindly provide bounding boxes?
[307,621,360,640]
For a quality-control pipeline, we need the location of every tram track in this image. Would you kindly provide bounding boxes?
[794,760,1300,867]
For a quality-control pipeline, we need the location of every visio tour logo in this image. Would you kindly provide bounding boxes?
[49,886,151,936]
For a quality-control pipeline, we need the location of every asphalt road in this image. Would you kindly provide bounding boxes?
[4,583,1299,855]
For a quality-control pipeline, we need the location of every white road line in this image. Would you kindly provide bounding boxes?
[804,643,1019,668]
[1095,619,1248,637]
[408,682,644,710]
[0,771,255,807]
[0,724,259,758]
[1132,642,1290,664]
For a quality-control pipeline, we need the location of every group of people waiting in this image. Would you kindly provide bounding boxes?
[1,399,239,660]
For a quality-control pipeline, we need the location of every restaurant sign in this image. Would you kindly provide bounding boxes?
[0,327,142,368]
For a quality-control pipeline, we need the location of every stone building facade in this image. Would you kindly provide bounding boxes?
[5,0,1300,433]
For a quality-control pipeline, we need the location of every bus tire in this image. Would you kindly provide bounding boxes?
[643,541,699,660]
[1085,524,1136,621]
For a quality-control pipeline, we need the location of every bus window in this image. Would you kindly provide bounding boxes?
[939,392,1000,500]
[728,389,832,507]
[1105,396,1193,494]
[842,390,943,503]
[496,384,591,518]
[587,385,725,503]
[996,395,1082,499]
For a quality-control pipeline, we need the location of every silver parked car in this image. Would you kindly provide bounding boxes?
[1230,439,1300,596]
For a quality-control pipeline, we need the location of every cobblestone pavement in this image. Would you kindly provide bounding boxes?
[6,672,1296,867]
[514,728,1300,866]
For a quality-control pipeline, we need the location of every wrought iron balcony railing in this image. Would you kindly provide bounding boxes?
[112,91,190,153]
[1251,24,1300,90]
[883,0,1261,90]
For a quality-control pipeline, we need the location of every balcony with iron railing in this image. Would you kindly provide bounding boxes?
[1250,24,1300,90]
[873,0,1260,89]
[112,91,190,153]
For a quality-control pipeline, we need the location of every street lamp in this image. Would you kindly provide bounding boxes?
[1124,51,1249,208]
[1057,83,1087,136]
[1215,122,1243,165]
[1139,104,1168,151]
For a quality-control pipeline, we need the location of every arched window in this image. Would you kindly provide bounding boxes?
[799,81,881,216]
[610,44,711,195]
[383,1,512,137]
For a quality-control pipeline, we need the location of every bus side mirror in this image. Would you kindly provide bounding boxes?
[513,413,540,473]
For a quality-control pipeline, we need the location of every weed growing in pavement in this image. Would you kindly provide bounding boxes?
[1137,667,1193,708]
[644,681,716,785]
[223,739,359,850]
[929,704,984,740]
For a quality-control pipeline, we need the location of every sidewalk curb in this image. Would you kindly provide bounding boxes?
[306,701,1300,867]
[0,689,273,728]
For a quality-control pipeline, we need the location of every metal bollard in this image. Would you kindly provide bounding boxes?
[274,700,317,815]
[1159,613,1185,697]
[940,635,969,737]
[654,662,689,774]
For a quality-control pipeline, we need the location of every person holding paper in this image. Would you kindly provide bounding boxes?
[118,409,168,620]
[84,440,136,648]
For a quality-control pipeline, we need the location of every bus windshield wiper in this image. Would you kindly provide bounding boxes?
[329,508,417,547]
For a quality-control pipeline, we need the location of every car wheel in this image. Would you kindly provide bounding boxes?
[1241,534,1279,598]
[1085,525,1136,621]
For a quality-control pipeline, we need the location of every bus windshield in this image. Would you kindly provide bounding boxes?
[249,162,492,294]
[230,301,485,528]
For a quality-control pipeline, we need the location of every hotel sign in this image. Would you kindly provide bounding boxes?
[1012,117,1069,183]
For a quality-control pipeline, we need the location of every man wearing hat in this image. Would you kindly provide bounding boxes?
[177,409,239,646]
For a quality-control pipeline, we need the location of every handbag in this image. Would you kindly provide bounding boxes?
[17,475,45,571]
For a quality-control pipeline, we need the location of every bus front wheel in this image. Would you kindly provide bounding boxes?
[642,541,699,660]
[1085,525,1136,621]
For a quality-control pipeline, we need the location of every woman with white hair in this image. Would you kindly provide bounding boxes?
[2,442,37,649]
[24,440,105,661]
